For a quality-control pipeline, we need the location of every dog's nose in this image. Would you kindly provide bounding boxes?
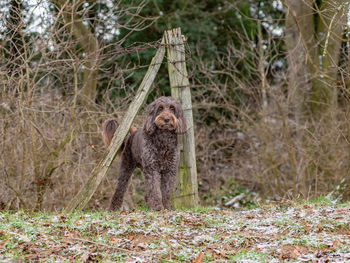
[163,117,170,123]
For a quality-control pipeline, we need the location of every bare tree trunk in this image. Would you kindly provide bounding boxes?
[285,0,316,120]
[6,0,24,73]
[309,0,345,117]
[285,0,346,197]
[285,0,345,119]
[52,0,99,105]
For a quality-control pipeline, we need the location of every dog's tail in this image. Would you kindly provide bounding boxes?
[102,119,137,148]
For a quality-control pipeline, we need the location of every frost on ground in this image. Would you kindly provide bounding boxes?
[0,202,350,262]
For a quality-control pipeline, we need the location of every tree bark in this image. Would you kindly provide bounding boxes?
[285,0,315,120]
[308,0,345,117]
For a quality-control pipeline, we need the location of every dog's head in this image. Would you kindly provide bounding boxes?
[144,96,188,135]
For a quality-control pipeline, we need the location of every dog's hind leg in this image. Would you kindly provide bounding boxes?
[109,153,135,210]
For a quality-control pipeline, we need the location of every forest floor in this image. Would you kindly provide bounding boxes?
[1,199,350,262]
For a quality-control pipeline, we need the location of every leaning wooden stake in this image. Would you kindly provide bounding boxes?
[165,28,199,208]
[66,38,166,212]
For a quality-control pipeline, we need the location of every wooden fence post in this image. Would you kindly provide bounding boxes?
[165,28,199,208]
[66,38,166,212]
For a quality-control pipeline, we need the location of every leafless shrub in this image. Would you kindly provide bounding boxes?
[191,3,350,203]
[0,0,157,210]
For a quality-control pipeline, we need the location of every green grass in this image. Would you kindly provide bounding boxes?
[228,249,268,262]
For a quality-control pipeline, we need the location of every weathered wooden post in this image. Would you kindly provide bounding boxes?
[66,38,166,212]
[165,28,199,208]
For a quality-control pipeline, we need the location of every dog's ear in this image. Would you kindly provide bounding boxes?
[144,101,157,135]
[102,119,118,148]
[175,103,188,134]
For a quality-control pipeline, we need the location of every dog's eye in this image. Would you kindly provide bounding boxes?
[157,106,163,112]
[169,105,175,112]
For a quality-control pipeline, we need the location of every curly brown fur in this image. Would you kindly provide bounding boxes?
[103,96,187,211]
[102,119,137,157]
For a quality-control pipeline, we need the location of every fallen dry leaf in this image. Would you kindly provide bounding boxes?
[193,251,203,263]
[79,251,90,262]
[281,245,305,259]
[110,239,119,245]
[213,250,226,259]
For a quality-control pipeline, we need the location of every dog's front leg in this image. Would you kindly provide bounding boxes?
[143,169,163,210]
[161,169,177,210]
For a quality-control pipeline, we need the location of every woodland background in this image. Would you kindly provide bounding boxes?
[1,0,350,211]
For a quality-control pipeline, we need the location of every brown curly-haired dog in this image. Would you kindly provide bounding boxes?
[102,96,187,210]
